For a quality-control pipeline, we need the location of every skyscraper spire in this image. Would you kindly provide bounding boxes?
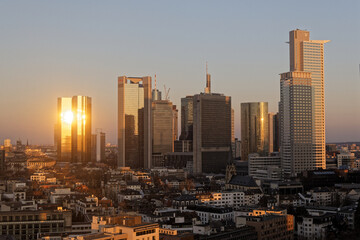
[205,62,211,94]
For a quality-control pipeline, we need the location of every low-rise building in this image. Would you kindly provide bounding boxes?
[236,214,294,240]
[199,190,262,209]
[187,205,233,224]
[297,213,335,240]
[118,189,143,202]
[0,208,72,240]
[248,153,282,180]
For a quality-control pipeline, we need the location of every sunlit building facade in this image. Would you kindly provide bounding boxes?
[55,96,92,163]
[118,76,152,169]
[280,30,329,176]
[241,102,269,161]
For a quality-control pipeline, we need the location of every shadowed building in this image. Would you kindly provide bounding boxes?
[118,76,152,169]
[0,150,5,172]
[193,93,232,174]
[55,96,92,163]
[241,102,269,161]
[180,96,194,140]
[152,100,175,155]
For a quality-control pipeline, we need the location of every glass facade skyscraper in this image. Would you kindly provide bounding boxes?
[180,96,194,140]
[152,100,174,155]
[241,102,269,161]
[55,96,92,163]
[118,76,152,169]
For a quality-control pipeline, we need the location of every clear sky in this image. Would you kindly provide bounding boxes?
[0,0,359,145]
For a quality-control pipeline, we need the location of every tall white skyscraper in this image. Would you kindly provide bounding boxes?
[280,29,329,176]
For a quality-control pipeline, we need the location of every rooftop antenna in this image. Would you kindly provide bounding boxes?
[164,85,170,101]
[154,74,157,91]
[205,62,211,94]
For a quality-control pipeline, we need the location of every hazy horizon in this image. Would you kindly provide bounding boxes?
[1,0,359,145]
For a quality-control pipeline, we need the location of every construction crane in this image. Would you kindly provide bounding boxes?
[164,85,170,101]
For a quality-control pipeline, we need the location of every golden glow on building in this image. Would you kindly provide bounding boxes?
[55,96,92,162]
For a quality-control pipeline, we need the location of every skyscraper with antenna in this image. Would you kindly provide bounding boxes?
[152,74,162,100]
[205,62,211,94]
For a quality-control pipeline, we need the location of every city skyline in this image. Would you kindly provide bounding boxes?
[1,1,359,144]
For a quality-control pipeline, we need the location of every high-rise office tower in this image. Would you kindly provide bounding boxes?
[152,100,174,155]
[268,113,275,153]
[118,76,152,169]
[273,113,280,152]
[193,93,232,174]
[280,72,313,176]
[280,29,329,176]
[91,134,97,162]
[99,132,106,162]
[231,108,235,158]
[55,96,92,163]
[172,105,178,141]
[180,96,194,140]
[94,130,106,162]
[241,102,269,161]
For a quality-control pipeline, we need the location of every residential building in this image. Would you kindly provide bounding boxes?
[118,76,152,169]
[297,213,335,240]
[187,205,233,224]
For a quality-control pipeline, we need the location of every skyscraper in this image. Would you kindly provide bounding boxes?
[55,96,92,163]
[280,72,313,176]
[180,96,194,140]
[280,29,329,176]
[99,132,106,162]
[193,93,232,174]
[91,134,97,162]
[172,105,178,141]
[118,76,152,169]
[152,100,174,155]
[241,102,269,161]
[268,112,275,153]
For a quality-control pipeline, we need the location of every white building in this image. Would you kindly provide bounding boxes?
[297,213,335,239]
[187,205,233,224]
[199,190,262,209]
